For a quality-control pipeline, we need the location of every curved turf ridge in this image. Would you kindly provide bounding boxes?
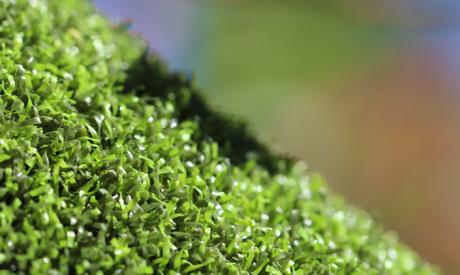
[0,0,436,274]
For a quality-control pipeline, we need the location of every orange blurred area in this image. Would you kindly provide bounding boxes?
[272,47,460,273]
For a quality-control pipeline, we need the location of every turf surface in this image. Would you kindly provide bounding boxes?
[0,0,437,274]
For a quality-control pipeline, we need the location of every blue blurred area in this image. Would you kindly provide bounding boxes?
[401,0,460,21]
[92,0,207,74]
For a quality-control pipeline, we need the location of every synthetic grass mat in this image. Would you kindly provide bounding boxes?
[0,0,437,274]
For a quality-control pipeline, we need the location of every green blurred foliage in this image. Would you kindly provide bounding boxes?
[197,0,394,137]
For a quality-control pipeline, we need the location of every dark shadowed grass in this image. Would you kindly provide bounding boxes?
[123,51,293,174]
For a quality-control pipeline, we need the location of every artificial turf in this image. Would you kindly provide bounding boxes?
[0,0,437,274]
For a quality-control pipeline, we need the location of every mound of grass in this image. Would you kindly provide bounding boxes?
[0,0,436,274]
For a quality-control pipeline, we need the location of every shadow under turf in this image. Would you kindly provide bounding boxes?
[122,50,294,174]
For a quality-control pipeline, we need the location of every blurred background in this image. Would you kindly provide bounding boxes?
[93,0,460,273]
